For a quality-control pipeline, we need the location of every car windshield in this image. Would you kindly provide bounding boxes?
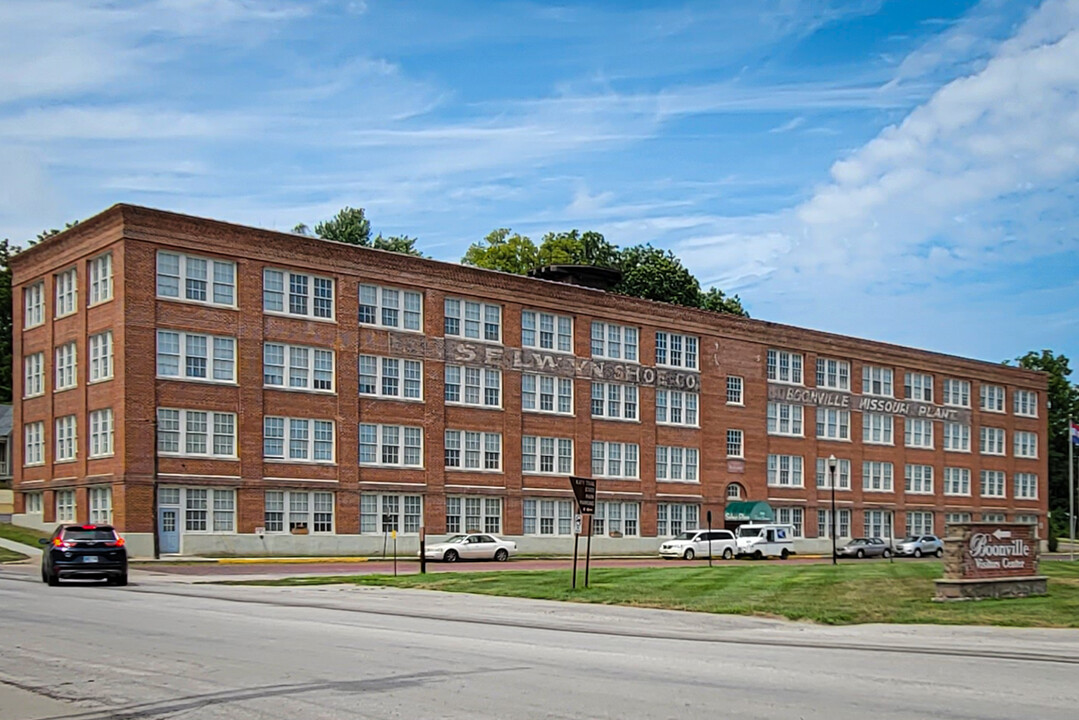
[900,537,918,543]
[444,535,467,544]
[673,532,698,540]
[849,539,867,545]
[62,528,117,541]
[737,527,763,538]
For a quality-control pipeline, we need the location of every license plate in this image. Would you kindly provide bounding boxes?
[83,556,99,563]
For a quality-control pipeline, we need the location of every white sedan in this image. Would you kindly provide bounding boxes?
[421,534,518,563]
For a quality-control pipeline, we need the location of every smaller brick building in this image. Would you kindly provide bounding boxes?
[10,205,1048,557]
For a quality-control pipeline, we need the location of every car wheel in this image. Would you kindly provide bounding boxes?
[722,548,733,560]
[780,549,789,560]
[115,573,128,587]
[882,549,891,559]
[41,567,48,584]
[935,548,944,558]
[444,549,459,563]
[856,549,865,559]
[753,550,763,560]
[914,549,923,558]
[494,549,509,562]
[47,571,60,587]
[683,548,695,560]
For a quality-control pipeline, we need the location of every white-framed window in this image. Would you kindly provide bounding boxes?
[522,436,573,475]
[1015,472,1038,500]
[727,483,744,500]
[358,424,423,467]
[943,422,970,452]
[656,389,699,427]
[655,445,699,482]
[946,512,972,524]
[522,373,573,414]
[726,376,743,405]
[180,488,235,532]
[157,330,236,383]
[446,497,503,534]
[906,511,933,537]
[358,284,422,331]
[157,252,236,306]
[657,503,699,536]
[766,402,803,436]
[55,342,77,391]
[864,510,893,540]
[263,417,335,463]
[55,490,75,523]
[591,322,638,362]
[862,365,893,397]
[23,352,44,397]
[904,418,934,449]
[815,457,851,490]
[816,358,850,390]
[904,372,933,402]
[55,268,77,317]
[817,508,851,539]
[445,430,502,471]
[980,384,1005,413]
[158,408,237,458]
[593,502,640,537]
[862,413,894,445]
[360,494,423,534]
[655,332,698,370]
[726,430,743,458]
[980,470,1006,498]
[263,343,334,392]
[25,492,43,514]
[982,512,1006,522]
[862,461,894,492]
[23,421,44,466]
[1014,389,1038,417]
[767,454,803,487]
[89,409,114,458]
[55,415,76,462]
[980,427,1005,455]
[816,408,850,440]
[24,281,44,328]
[522,310,573,353]
[944,467,971,496]
[263,268,334,320]
[358,355,422,400]
[444,298,500,342]
[523,498,574,536]
[592,441,639,479]
[264,490,335,533]
[89,487,113,524]
[1015,514,1038,527]
[445,365,501,408]
[88,253,112,305]
[943,379,970,407]
[776,507,804,538]
[767,349,802,384]
[591,382,638,421]
[905,464,933,494]
[88,331,113,383]
[1014,431,1037,459]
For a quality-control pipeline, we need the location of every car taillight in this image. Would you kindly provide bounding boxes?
[107,537,125,548]
[53,537,75,549]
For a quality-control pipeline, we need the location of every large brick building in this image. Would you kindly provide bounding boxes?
[10,205,1049,557]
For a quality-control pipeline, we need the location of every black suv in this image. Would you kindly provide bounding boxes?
[40,524,128,586]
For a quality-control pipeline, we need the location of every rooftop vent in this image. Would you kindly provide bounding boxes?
[528,264,622,291]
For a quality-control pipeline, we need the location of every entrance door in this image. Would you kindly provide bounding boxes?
[159,507,180,554]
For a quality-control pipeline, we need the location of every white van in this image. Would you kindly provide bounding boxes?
[735,523,795,559]
[659,529,737,560]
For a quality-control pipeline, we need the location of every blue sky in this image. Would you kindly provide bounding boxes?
[2,0,1077,368]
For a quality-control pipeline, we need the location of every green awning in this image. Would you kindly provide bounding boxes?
[724,501,774,522]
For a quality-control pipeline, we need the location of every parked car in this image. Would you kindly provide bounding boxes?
[894,535,944,558]
[659,529,737,560]
[836,537,891,559]
[735,523,795,559]
[40,524,128,586]
[421,533,517,562]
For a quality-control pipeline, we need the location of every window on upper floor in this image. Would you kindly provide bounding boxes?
[1014,389,1038,417]
[263,268,334,320]
[591,441,639,480]
[980,384,1005,413]
[23,352,44,397]
[358,284,422,331]
[55,268,77,317]
[862,365,893,397]
[158,408,237,458]
[943,379,970,407]
[522,310,573,353]
[156,330,236,383]
[766,402,803,436]
[980,427,1005,455]
[655,445,698,482]
[522,373,573,414]
[656,332,698,370]
[904,372,933,402]
[905,464,933,494]
[445,430,502,471]
[88,253,113,305]
[264,343,335,393]
[444,298,500,342]
[157,251,236,307]
[445,366,501,408]
[358,424,423,467]
[591,322,638,361]
[591,382,638,421]
[816,358,850,390]
[522,436,573,475]
[767,454,803,487]
[767,349,803,384]
[726,376,743,405]
[1014,431,1037,459]
[263,416,335,463]
[24,282,44,328]
[55,342,77,391]
[89,331,113,383]
[358,355,422,400]
[656,389,698,427]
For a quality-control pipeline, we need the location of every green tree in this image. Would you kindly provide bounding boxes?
[292,223,311,236]
[700,286,750,318]
[1011,350,1079,517]
[0,239,17,402]
[314,207,372,246]
[614,244,702,307]
[34,220,80,246]
[537,230,619,268]
[371,234,424,257]
[462,229,539,274]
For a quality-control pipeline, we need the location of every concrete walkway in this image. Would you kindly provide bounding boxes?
[0,537,41,558]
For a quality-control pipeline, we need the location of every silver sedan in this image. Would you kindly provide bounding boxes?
[421,533,518,563]
[836,538,892,559]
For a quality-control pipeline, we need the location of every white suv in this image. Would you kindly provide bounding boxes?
[659,530,736,560]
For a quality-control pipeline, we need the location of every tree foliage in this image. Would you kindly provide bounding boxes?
[371,234,423,256]
[536,230,619,268]
[0,239,16,403]
[305,207,424,257]
[700,286,749,317]
[615,244,702,307]
[462,229,539,274]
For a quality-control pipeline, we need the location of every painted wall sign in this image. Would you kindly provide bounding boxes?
[767,383,972,423]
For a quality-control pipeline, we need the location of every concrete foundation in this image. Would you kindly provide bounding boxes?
[935,576,1048,601]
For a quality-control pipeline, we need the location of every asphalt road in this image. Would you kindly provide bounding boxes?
[2,565,1079,720]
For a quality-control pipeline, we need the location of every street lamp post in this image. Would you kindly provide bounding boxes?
[828,454,838,566]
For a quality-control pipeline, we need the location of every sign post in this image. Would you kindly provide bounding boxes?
[707,510,713,568]
[392,530,397,577]
[569,476,596,590]
[419,525,426,575]
[572,514,582,589]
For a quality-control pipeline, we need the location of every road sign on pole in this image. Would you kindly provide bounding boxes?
[569,476,596,514]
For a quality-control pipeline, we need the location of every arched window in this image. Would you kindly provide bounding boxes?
[726,483,744,500]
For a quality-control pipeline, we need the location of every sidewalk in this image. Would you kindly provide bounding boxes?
[0,537,40,558]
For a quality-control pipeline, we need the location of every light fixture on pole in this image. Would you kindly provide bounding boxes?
[828,454,838,566]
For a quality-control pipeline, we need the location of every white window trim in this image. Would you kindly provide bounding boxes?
[904,418,935,450]
[444,297,502,343]
[88,486,113,525]
[1014,472,1038,500]
[358,283,423,332]
[980,470,1006,499]
[1013,431,1038,459]
[815,407,851,441]
[726,429,744,459]
[24,281,45,329]
[88,331,114,383]
[55,342,77,392]
[263,267,336,321]
[263,342,336,394]
[767,402,803,437]
[904,464,934,495]
[444,365,502,409]
[23,421,45,467]
[815,357,851,391]
[23,352,44,398]
[862,413,894,446]
[943,468,972,497]
[358,423,424,468]
[979,427,1006,456]
[862,365,894,398]
[445,496,504,535]
[158,408,239,460]
[862,461,895,492]
[88,253,113,306]
[157,330,237,384]
[726,376,744,406]
[943,379,971,408]
[88,408,115,459]
[593,501,641,537]
[521,309,574,354]
[815,457,852,491]
[943,422,971,453]
[655,331,699,370]
[980,384,1006,413]
[766,454,804,487]
[767,349,804,385]
[521,436,574,476]
[655,445,699,483]
[904,372,934,402]
[168,487,237,534]
[523,498,576,536]
[357,355,424,402]
[360,494,424,535]
[157,251,237,308]
[656,389,699,428]
[54,415,77,462]
[591,382,639,422]
[444,430,503,472]
[55,490,76,523]
[263,416,336,464]
[55,267,78,318]
[590,321,639,363]
[1014,389,1038,418]
[591,441,640,480]
[263,490,336,534]
[521,373,574,416]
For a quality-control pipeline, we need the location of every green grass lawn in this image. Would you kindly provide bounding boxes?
[0,546,28,563]
[232,560,1079,627]
[0,522,50,548]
